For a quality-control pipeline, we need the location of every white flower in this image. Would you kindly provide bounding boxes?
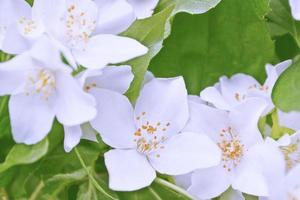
[289,0,300,20]
[0,0,46,54]
[35,0,148,69]
[126,0,159,19]
[265,165,300,200]
[200,60,292,115]
[183,98,268,199]
[0,37,96,144]
[63,65,134,152]
[90,77,221,191]
[267,132,300,172]
[246,139,300,200]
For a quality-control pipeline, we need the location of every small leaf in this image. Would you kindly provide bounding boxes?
[0,139,49,173]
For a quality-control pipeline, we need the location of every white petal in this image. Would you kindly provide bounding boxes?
[90,88,136,149]
[184,101,229,142]
[278,109,300,131]
[275,59,292,76]
[73,34,148,69]
[104,149,156,191]
[94,0,135,34]
[200,86,231,110]
[219,74,260,107]
[0,54,32,95]
[188,165,232,199]
[54,72,97,126]
[85,65,133,94]
[134,77,189,137]
[1,25,31,54]
[127,0,159,19]
[0,0,31,24]
[234,141,286,197]
[290,0,300,20]
[64,125,82,152]
[229,98,266,147]
[32,0,66,27]
[174,173,193,189]
[30,36,71,72]
[149,132,221,175]
[9,94,55,144]
[81,123,98,142]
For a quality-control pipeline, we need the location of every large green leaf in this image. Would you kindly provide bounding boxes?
[272,57,300,111]
[123,0,222,102]
[149,0,275,94]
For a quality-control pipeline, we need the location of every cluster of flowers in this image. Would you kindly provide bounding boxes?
[0,0,300,200]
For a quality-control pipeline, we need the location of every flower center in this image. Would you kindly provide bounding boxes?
[18,17,43,37]
[64,4,96,49]
[217,127,245,172]
[248,84,269,93]
[234,92,246,102]
[280,138,300,170]
[25,69,56,100]
[133,112,170,157]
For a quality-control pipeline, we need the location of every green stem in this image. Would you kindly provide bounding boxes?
[29,181,44,200]
[271,109,281,139]
[74,148,117,200]
[155,178,195,199]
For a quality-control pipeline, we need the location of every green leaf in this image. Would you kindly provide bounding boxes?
[77,175,117,200]
[41,169,87,198]
[272,57,300,112]
[149,0,275,94]
[0,139,49,173]
[122,5,175,102]
[267,0,300,46]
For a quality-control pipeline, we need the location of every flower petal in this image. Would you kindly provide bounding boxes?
[200,86,231,110]
[174,173,192,189]
[104,149,156,191]
[134,77,189,137]
[0,54,32,95]
[188,165,232,199]
[85,65,133,94]
[64,125,82,152]
[94,0,135,34]
[0,0,31,24]
[90,88,136,149]
[127,0,159,19]
[233,141,286,197]
[54,72,97,126]
[9,94,55,144]
[229,98,266,147]
[184,101,229,142]
[219,74,260,107]
[73,34,148,69]
[2,25,31,54]
[149,132,221,175]
[290,0,300,20]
